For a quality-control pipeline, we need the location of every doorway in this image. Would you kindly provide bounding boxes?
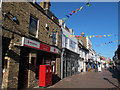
[18,47,30,89]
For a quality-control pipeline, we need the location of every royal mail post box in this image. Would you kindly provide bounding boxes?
[39,65,52,87]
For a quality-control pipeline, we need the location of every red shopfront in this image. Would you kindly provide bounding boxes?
[21,37,60,80]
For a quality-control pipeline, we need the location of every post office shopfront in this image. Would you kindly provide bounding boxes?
[18,37,60,88]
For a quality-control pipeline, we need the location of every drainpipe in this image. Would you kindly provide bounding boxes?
[61,49,64,79]
[0,1,2,89]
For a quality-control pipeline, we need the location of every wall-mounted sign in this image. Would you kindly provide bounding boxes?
[40,43,50,52]
[22,37,60,54]
[22,37,40,49]
[50,47,59,54]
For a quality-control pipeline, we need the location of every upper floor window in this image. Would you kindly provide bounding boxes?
[52,31,57,45]
[65,36,68,47]
[62,34,66,47]
[29,15,38,37]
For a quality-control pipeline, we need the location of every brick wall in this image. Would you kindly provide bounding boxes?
[2,2,61,89]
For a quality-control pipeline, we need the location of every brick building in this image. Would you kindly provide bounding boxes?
[2,1,61,89]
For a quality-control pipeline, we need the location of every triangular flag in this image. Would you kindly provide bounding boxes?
[55,27,58,30]
[63,18,67,21]
[79,6,83,11]
[104,35,106,37]
[65,15,70,18]
[96,35,99,38]
[69,13,73,15]
[90,36,92,38]
[93,35,95,37]
[100,35,102,37]
[86,36,88,38]
[108,35,110,36]
[66,35,68,37]
[73,35,75,37]
[86,2,90,6]
[76,35,78,38]
[70,35,72,37]
[76,8,79,13]
[72,10,76,13]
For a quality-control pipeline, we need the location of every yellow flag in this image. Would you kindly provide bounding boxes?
[79,6,83,11]
[108,35,110,36]
[90,36,92,38]
[70,35,72,37]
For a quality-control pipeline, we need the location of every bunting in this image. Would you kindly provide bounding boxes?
[92,39,120,47]
[61,1,90,22]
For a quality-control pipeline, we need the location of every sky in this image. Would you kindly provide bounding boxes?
[49,2,118,59]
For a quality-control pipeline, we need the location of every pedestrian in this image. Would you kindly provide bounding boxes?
[98,62,102,72]
[95,64,98,72]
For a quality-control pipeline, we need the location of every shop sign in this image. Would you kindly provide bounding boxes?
[22,37,40,49]
[40,43,50,52]
[22,37,60,54]
[50,47,59,54]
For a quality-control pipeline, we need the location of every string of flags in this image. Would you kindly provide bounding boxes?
[62,1,90,22]
[53,34,119,38]
[85,34,119,38]
[92,40,120,47]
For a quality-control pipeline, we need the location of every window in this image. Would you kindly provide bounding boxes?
[65,36,68,47]
[52,31,57,45]
[69,39,73,48]
[69,39,76,50]
[29,15,38,37]
[62,34,66,47]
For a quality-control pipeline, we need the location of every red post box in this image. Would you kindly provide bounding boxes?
[39,65,52,87]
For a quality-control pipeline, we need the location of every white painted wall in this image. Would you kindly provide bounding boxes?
[61,27,78,54]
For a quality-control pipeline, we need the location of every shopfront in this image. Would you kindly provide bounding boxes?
[62,48,79,78]
[19,37,60,88]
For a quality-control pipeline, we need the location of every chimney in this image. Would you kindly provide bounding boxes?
[40,0,51,10]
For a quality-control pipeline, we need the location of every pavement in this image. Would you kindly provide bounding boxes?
[48,68,120,89]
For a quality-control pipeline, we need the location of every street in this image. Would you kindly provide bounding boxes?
[49,68,120,89]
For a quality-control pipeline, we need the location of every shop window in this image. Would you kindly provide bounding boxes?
[29,15,39,38]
